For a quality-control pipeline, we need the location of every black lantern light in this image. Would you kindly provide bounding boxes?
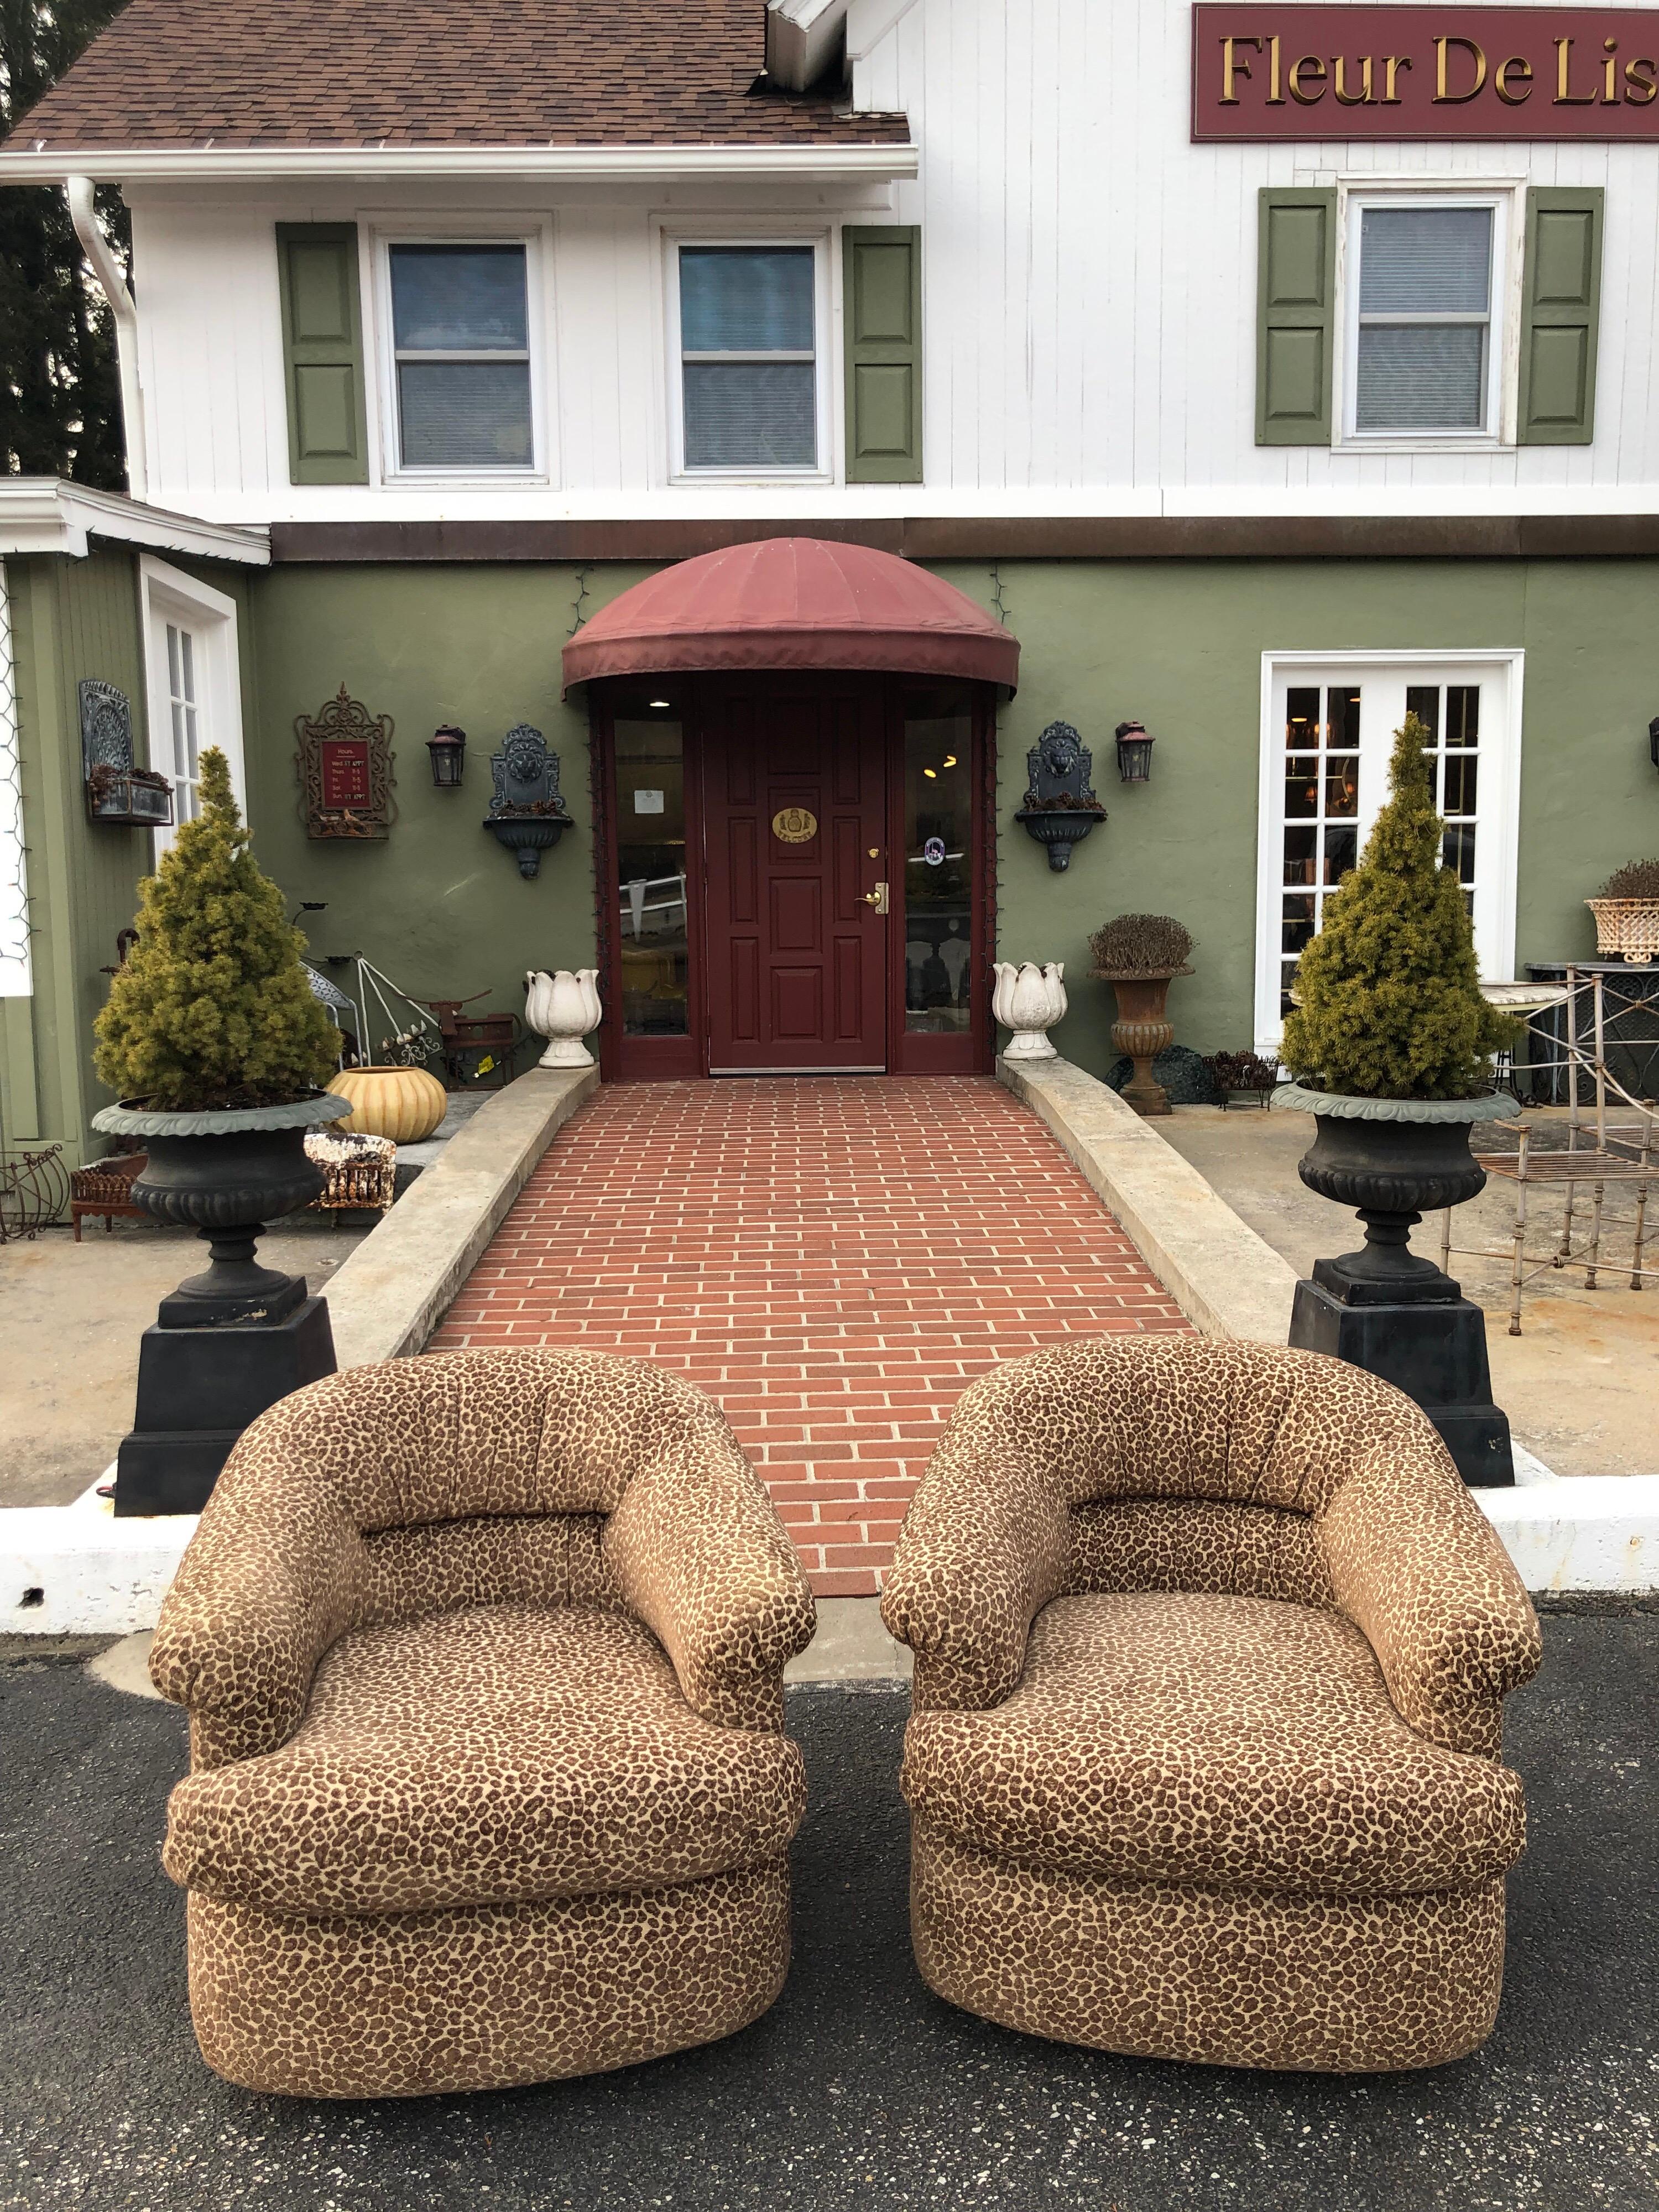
[426,724,467,788]
[1649,714,1659,773]
[1114,719,1155,783]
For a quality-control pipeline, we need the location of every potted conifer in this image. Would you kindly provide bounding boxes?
[92,750,351,1512]
[1275,713,1519,1483]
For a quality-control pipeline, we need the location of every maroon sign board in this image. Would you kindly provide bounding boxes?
[1193,5,1659,136]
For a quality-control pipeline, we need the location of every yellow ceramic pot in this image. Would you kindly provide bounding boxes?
[325,1065,448,1145]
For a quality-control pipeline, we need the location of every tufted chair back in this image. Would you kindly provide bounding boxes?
[935,1335,1437,1610]
[209,1348,717,1635]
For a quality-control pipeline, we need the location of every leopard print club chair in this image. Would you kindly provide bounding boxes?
[148,1349,816,2098]
[880,1337,1542,2073]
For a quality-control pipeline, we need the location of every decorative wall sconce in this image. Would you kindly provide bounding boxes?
[426,724,467,788]
[1115,719,1156,784]
[1013,721,1107,873]
[483,724,571,879]
[1649,714,1658,773]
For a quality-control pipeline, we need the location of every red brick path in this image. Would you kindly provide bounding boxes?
[430,1077,1189,1594]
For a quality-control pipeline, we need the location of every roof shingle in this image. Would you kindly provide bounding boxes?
[7,0,910,152]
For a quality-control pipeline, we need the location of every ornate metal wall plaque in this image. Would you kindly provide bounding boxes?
[80,680,172,826]
[771,806,818,844]
[296,686,396,840]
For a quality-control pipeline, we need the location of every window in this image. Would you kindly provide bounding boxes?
[1255,655,1523,1052]
[674,244,821,473]
[1345,197,1505,439]
[160,620,202,828]
[139,558,246,857]
[388,243,533,471]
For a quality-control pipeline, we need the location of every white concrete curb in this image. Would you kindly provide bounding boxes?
[3,1472,194,1637]
[2,1065,599,1635]
[1000,1053,1658,1595]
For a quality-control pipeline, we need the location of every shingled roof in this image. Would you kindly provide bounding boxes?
[7,0,910,152]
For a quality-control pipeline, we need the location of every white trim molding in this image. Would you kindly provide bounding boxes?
[139,556,248,854]
[1253,648,1526,1057]
[0,144,919,186]
[0,565,29,998]
[0,481,268,565]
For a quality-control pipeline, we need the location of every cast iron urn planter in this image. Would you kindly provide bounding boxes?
[91,1090,353,1514]
[1275,1083,1517,1486]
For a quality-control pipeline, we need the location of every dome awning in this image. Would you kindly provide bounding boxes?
[561,536,1019,693]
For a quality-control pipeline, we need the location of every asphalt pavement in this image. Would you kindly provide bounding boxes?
[0,1616,1653,2212]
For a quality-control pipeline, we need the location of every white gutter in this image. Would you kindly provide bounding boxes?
[66,175,148,501]
[0,479,268,565]
[4,143,916,186]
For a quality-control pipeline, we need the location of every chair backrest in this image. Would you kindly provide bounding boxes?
[220,1349,712,1627]
[945,1335,1437,1607]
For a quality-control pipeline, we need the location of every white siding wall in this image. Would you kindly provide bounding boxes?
[128,0,1659,520]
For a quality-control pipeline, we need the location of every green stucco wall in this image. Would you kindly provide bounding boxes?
[238,556,1659,1084]
[245,565,638,1055]
[956,559,1659,1081]
[3,546,152,1162]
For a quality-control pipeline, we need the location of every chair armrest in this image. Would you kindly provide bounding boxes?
[880,1438,1070,1712]
[603,1411,815,1731]
[1317,1441,1541,1759]
[148,1448,363,1770]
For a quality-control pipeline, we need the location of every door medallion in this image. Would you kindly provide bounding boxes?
[771,806,818,844]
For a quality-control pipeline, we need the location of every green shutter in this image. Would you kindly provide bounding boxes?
[843,226,922,483]
[1517,187,1603,447]
[276,223,369,484]
[1256,189,1336,446]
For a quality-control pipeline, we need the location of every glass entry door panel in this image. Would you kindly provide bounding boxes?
[612,701,689,1041]
[1257,662,1514,1051]
[901,685,975,1036]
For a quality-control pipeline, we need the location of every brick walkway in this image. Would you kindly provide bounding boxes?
[430,1077,1189,1594]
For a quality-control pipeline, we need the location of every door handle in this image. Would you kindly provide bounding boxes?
[862,881,890,914]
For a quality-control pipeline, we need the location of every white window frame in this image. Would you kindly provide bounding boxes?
[1253,649,1525,1058]
[662,229,834,485]
[1335,185,1520,451]
[371,221,552,486]
[139,556,246,858]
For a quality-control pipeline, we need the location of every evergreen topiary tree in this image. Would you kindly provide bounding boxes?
[95,748,340,1110]
[1281,713,1516,1100]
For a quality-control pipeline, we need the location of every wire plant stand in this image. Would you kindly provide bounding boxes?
[1441,967,1657,1334]
[303,952,448,1072]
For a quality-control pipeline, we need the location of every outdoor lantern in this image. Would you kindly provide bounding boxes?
[1114,719,1155,783]
[427,724,467,787]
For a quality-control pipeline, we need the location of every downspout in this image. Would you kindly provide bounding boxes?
[66,176,148,502]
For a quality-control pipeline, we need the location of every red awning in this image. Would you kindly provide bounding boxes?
[561,536,1019,693]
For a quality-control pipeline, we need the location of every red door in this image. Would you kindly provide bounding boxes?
[700,677,889,1072]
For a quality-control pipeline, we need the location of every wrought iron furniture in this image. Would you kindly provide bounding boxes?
[70,1150,149,1239]
[881,1335,1541,2072]
[148,1349,815,2097]
[1440,969,1657,1333]
[424,993,523,1086]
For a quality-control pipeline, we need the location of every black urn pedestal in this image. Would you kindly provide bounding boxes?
[92,1097,352,1516]
[1282,1092,1515,1488]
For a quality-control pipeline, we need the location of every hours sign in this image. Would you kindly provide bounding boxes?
[1193,5,1659,137]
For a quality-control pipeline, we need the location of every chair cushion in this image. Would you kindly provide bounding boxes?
[163,1604,806,1917]
[900,1592,1525,1896]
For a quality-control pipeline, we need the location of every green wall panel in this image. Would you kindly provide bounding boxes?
[241,555,1659,1090]
[4,547,152,1163]
[928,559,1659,1083]
[246,565,623,1053]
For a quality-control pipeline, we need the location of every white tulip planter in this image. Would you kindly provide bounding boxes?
[992,961,1068,1060]
[525,967,603,1067]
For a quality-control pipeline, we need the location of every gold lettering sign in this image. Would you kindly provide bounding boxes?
[771,806,818,844]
